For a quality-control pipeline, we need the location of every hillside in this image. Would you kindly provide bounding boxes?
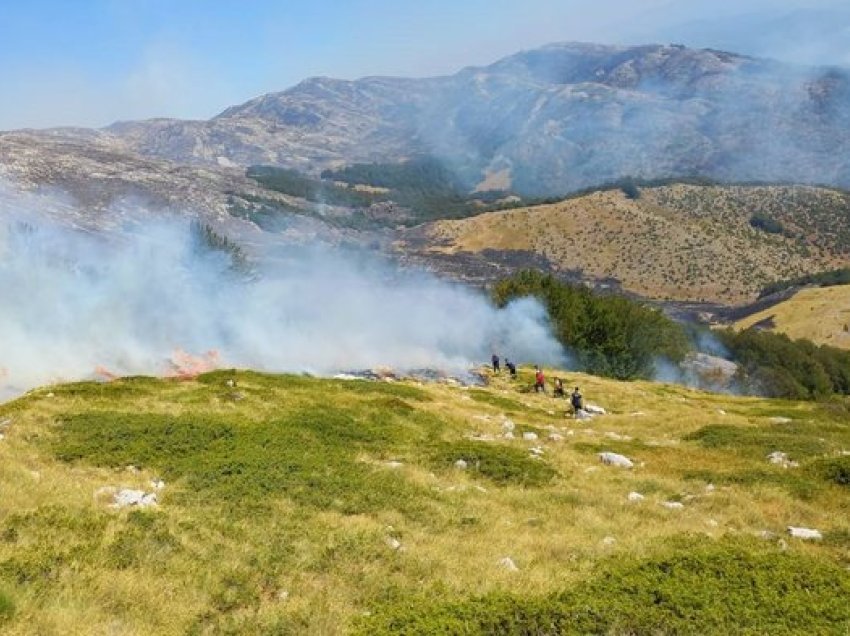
[400,183,850,303]
[1,369,849,634]
[11,43,850,197]
[735,284,850,349]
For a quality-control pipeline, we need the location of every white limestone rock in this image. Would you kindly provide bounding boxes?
[497,557,519,572]
[599,452,634,468]
[787,526,822,540]
[627,491,645,502]
[112,489,157,508]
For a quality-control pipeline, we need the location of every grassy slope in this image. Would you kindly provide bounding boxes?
[412,184,850,304]
[735,284,850,349]
[0,369,848,634]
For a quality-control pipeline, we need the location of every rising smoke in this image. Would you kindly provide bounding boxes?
[0,185,566,399]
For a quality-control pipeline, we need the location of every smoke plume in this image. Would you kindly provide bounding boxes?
[0,185,565,399]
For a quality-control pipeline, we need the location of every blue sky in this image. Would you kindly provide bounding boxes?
[1,0,847,129]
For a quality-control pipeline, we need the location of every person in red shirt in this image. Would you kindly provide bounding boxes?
[534,366,545,393]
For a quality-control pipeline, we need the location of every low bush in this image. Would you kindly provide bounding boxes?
[356,538,850,635]
[809,455,850,487]
[0,589,14,623]
[430,441,556,487]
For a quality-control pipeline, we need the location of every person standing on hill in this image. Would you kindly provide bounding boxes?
[505,359,517,378]
[553,378,565,398]
[571,386,583,416]
[492,353,500,374]
[534,366,545,393]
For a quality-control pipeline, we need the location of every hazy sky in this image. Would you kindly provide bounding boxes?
[1,0,847,129]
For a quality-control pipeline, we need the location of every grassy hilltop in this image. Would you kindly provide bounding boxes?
[735,284,850,350]
[1,368,850,634]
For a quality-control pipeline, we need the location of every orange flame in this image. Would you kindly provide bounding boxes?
[168,349,220,379]
[94,365,119,381]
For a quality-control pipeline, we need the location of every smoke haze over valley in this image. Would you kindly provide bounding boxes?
[0,182,565,399]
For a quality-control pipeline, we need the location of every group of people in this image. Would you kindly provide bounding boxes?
[491,354,584,415]
[490,353,517,378]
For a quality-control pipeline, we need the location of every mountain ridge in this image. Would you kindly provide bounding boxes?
[6,41,846,197]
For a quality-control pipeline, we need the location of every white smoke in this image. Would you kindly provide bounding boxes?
[0,187,566,399]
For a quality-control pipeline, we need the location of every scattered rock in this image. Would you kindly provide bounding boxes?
[787,526,822,540]
[473,485,488,493]
[601,536,617,546]
[467,432,496,442]
[454,459,468,470]
[46,392,54,398]
[497,557,519,572]
[332,373,359,381]
[150,479,166,490]
[627,491,645,502]
[0,433,4,441]
[126,465,140,474]
[385,461,404,469]
[767,451,799,468]
[529,446,544,457]
[599,452,634,468]
[472,415,491,422]
[604,431,632,441]
[503,431,515,440]
[707,518,719,527]
[546,410,555,415]
[574,409,593,420]
[548,432,564,442]
[0,418,11,429]
[661,501,685,510]
[705,483,716,493]
[277,590,290,602]
[770,417,793,424]
[629,411,646,417]
[501,419,515,432]
[758,530,777,540]
[385,537,403,550]
[112,489,157,508]
[585,404,606,415]
[522,432,538,441]
[717,409,727,415]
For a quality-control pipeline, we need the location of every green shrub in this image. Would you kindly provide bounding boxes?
[0,590,14,623]
[356,538,850,635]
[48,405,442,517]
[684,424,830,459]
[493,271,689,380]
[430,441,556,487]
[718,328,850,399]
[809,455,850,487]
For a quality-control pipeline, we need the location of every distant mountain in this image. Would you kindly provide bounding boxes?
[93,42,850,196]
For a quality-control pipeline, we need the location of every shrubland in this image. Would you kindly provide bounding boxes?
[1,366,849,634]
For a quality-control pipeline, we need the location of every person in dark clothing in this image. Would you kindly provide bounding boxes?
[553,378,565,398]
[534,366,545,393]
[505,359,517,378]
[491,353,501,373]
[571,387,583,416]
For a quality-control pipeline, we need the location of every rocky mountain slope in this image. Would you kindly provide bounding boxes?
[85,43,850,196]
[397,184,850,304]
